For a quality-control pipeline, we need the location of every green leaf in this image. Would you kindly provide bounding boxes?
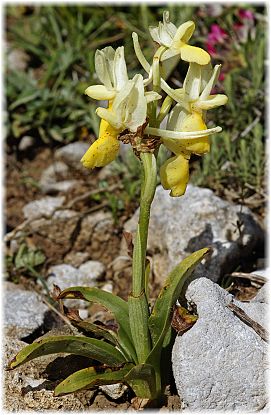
[147,248,210,364]
[55,363,134,396]
[70,319,119,347]
[128,292,151,363]
[125,363,156,399]
[58,287,137,362]
[144,259,151,300]
[8,336,126,370]
[9,91,41,110]
[14,244,46,269]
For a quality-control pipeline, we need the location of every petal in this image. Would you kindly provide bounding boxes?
[81,120,120,169]
[132,32,151,73]
[183,63,202,101]
[167,104,189,131]
[180,44,210,65]
[200,62,213,94]
[146,125,222,140]
[160,47,179,62]
[174,21,195,43]
[163,11,177,37]
[163,112,210,155]
[124,74,147,132]
[149,26,162,44]
[194,94,228,110]
[113,46,128,91]
[161,79,187,107]
[160,153,190,197]
[95,48,114,89]
[85,85,116,100]
[200,64,221,100]
[96,107,123,131]
[158,21,173,46]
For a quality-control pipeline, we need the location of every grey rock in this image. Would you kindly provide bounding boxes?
[64,251,90,267]
[100,282,113,293]
[252,282,269,304]
[73,210,118,264]
[47,263,102,308]
[7,47,29,71]
[172,278,268,411]
[97,163,117,181]
[99,383,128,399]
[55,141,89,169]
[23,196,65,220]
[254,268,270,280]
[41,161,68,179]
[4,283,48,339]
[123,185,264,284]
[39,162,78,194]
[79,260,105,280]
[47,263,99,291]
[18,135,35,151]
[12,208,116,266]
[42,180,78,194]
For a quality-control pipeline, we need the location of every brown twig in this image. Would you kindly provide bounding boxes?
[227,302,268,343]
[227,272,267,285]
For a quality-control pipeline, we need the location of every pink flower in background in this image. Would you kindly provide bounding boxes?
[234,8,255,43]
[206,24,228,56]
[206,43,217,55]
[238,9,254,21]
[218,72,225,82]
[208,24,228,44]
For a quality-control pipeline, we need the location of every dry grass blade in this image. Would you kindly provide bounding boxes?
[229,272,267,285]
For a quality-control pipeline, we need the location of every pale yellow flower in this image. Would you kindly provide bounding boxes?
[158,63,228,196]
[149,11,210,65]
[81,75,161,169]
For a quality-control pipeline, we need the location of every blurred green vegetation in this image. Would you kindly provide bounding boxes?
[5,4,266,200]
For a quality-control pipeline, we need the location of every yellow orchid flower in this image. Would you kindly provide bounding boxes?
[161,63,228,114]
[149,11,210,65]
[81,75,161,169]
[159,111,209,197]
[154,63,228,197]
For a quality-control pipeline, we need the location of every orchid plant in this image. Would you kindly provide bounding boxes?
[8,12,227,403]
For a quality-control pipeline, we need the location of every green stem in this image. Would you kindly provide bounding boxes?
[129,152,157,364]
[132,152,157,296]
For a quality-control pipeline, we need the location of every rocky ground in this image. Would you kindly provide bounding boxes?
[4,140,268,411]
